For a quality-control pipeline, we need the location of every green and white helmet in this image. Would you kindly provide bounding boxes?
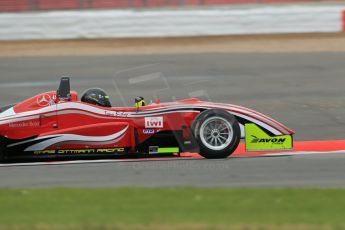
[81,88,111,107]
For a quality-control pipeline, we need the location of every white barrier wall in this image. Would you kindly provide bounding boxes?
[0,4,344,40]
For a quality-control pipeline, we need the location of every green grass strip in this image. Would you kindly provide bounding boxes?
[0,188,345,230]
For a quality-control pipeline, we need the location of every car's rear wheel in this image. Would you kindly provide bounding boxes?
[0,137,7,162]
[192,109,241,159]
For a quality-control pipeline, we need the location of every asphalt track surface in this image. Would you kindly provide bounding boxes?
[1,152,345,188]
[1,52,345,187]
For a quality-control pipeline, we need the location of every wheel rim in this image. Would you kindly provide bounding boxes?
[199,116,234,151]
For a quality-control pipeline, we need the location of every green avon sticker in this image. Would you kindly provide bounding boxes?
[245,123,293,151]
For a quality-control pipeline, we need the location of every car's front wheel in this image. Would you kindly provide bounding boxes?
[192,109,241,159]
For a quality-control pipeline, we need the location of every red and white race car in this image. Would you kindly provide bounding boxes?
[0,77,294,161]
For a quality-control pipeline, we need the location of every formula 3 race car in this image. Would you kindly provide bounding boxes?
[0,77,294,162]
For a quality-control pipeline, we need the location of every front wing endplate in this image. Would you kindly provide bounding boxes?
[245,123,293,151]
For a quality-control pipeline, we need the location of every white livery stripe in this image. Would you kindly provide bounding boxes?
[53,135,126,149]
[230,111,280,136]
[19,125,129,151]
[0,107,16,118]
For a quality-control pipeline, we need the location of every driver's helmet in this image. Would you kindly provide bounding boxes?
[81,88,111,107]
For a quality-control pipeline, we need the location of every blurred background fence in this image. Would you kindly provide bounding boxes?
[0,0,340,12]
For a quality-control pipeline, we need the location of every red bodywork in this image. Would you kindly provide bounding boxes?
[0,89,294,157]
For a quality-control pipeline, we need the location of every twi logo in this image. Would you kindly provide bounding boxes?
[251,135,286,144]
[145,117,163,128]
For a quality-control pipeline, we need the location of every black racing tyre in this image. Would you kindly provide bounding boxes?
[191,109,241,159]
[0,137,7,162]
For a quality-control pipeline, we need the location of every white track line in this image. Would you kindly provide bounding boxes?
[262,150,345,157]
[0,157,198,167]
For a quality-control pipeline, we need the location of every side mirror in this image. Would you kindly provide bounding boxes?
[57,77,71,101]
